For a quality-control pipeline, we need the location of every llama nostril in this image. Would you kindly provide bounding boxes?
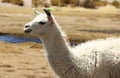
[25,25,30,28]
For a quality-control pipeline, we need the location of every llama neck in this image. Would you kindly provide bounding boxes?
[41,25,74,76]
[43,29,71,57]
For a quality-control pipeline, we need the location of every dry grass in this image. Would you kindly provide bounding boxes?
[0,41,54,78]
[0,5,120,42]
[52,5,120,16]
[53,6,120,42]
[0,6,32,14]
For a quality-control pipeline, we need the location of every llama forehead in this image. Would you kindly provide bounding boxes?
[32,14,48,23]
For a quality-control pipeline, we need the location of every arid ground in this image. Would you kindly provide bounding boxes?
[0,5,120,78]
[0,42,54,78]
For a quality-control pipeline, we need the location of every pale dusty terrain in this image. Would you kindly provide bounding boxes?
[0,42,54,78]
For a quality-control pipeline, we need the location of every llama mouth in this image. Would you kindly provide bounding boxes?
[24,29,32,34]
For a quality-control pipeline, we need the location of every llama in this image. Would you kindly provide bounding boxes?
[23,8,120,78]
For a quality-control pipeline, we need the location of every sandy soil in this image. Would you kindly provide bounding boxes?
[0,42,54,78]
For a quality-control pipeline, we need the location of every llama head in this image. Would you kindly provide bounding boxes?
[24,8,54,37]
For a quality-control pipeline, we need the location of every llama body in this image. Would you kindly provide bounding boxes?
[71,38,120,78]
[24,8,120,78]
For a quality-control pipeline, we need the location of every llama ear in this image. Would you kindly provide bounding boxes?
[33,8,42,15]
[43,8,54,24]
[43,8,51,17]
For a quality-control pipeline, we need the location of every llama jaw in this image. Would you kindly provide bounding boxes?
[24,28,32,34]
[24,25,32,34]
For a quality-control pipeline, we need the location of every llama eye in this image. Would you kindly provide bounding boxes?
[39,21,46,25]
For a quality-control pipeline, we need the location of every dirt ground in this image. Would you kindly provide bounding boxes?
[0,42,54,78]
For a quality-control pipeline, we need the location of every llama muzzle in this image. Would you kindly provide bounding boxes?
[24,25,32,34]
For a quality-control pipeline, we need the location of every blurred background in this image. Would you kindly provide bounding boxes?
[0,0,120,42]
[0,0,120,78]
[0,0,120,8]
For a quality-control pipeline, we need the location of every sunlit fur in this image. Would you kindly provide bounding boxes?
[24,10,120,78]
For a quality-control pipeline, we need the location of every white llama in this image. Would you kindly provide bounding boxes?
[23,8,120,78]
